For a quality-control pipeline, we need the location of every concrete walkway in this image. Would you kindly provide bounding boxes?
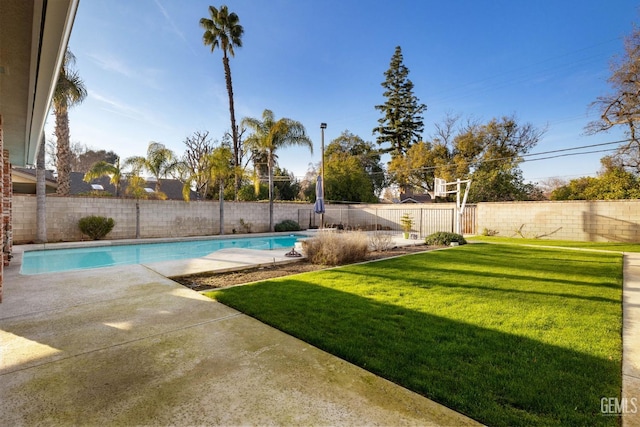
[0,244,479,426]
[623,253,640,427]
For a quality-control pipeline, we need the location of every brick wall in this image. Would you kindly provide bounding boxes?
[477,200,640,242]
[0,116,3,303]
[3,149,11,265]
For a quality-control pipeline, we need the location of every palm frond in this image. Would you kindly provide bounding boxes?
[200,5,243,56]
[123,156,147,175]
[83,161,117,182]
[53,49,87,109]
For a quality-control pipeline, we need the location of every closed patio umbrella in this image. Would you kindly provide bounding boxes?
[313,175,325,214]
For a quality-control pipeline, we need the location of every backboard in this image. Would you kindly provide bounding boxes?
[434,177,447,197]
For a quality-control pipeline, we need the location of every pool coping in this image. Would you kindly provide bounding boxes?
[143,247,307,278]
[16,231,314,252]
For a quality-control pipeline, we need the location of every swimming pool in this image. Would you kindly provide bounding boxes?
[21,235,304,275]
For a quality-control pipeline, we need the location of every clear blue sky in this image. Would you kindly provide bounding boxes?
[52,0,638,185]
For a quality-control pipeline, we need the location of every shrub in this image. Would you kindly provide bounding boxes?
[369,232,394,251]
[274,219,301,232]
[302,232,369,265]
[78,215,115,240]
[400,213,414,232]
[425,231,466,246]
[239,218,253,233]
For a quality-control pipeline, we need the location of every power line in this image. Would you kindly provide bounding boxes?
[288,138,632,181]
[521,147,617,163]
[365,138,630,177]
[521,139,628,159]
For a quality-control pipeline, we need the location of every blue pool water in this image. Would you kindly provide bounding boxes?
[21,235,303,275]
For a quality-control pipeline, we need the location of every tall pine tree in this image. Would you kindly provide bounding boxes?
[373,46,427,158]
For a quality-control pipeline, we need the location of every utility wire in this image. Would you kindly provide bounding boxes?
[290,138,631,180]
[520,139,628,159]
[346,138,631,177]
[521,147,617,163]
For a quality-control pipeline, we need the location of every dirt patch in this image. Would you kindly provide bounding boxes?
[174,244,436,292]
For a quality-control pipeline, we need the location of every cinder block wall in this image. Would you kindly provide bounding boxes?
[477,200,640,242]
[13,195,306,243]
[15,197,640,244]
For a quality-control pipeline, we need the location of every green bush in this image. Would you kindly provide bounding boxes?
[425,231,467,246]
[274,219,301,232]
[302,232,369,265]
[78,215,115,240]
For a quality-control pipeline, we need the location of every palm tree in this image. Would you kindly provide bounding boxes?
[83,158,123,196]
[124,142,177,192]
[200,5,244,198]
[124,172,151,239]
[35,137,47,243]
[242,109,313,231]
[53,49,87,196]
[208,146,235,234]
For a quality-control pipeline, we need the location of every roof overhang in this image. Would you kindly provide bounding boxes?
[11,167,58,194]
[0,0,79,167]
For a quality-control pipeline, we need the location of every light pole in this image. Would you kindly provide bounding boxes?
[320,122,327,228]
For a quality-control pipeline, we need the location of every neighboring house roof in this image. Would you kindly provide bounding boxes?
[12,168,197,200]
[75,172,197,201]
[400,193,433,203]
[12,167,58,194]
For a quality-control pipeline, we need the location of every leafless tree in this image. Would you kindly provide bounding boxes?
[182,131,215,199]
[586,26,640,172]
[537,177,568,199]
[71,144,118,173]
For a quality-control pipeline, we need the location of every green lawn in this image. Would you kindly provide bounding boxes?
[470,235,640,252]
[205,243,622,426]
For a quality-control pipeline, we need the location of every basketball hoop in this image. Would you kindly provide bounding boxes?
[433,178,472,234]
[434,177,447,197]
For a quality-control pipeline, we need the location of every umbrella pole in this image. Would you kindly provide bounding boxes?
[320,123,327,229]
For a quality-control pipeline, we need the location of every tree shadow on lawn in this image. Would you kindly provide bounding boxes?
[342,266,620,305]
[212,279,621,427]
[431,243,621,276]
[357,245,622,293]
